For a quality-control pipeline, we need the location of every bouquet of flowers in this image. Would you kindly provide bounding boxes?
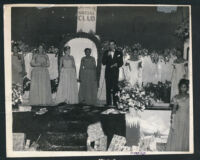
[23,76,59,94]
[116,80,152,112]
[12,83,23,108]
[51,78,59,93]
[23,76,31,92]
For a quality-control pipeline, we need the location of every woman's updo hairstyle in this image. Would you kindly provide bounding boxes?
[178,79,189,90]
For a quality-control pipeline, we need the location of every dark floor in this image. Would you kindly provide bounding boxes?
[13,104,125,151]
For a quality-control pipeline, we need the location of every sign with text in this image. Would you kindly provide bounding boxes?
[77,6,97,33]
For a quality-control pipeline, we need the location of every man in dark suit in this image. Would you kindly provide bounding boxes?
[102,40,123,106]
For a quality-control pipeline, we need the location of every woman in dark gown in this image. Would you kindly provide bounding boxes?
[12,45,26,85]
[79,48,97,105]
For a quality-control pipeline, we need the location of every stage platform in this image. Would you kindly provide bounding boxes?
[13,104,170,151]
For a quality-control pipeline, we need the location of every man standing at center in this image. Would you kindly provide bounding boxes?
[102,40,123,107]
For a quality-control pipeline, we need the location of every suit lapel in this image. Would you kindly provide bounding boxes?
[113,51,117,60]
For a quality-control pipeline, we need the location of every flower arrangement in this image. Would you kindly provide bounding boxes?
[174,18,189,41]
[22,76,59,94]
[12,40,59,56]
[12,83,23,108]
[162,48,176,63]
[116,80,153,112]
[131,43,149,57]
[143,81,171,103]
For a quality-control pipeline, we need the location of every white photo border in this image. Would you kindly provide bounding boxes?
[4,4,193,157]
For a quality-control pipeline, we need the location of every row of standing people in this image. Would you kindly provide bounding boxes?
[28,45,98,106]
[119,48,188,99]
[12,42,188,106]
[56,46,97,105]
[12,42,190,151]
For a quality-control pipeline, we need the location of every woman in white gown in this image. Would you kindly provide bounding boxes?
[157,51,176,83]
[141,55,155,85]
[127,49,142,87]
[56,46,78,104]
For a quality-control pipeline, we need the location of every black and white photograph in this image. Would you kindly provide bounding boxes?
[4,4,193,157]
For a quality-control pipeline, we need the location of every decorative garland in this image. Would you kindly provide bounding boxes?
[101,42,178,64]
[11,41,59,56]
[59,32,101,56]
[59,32,102,83]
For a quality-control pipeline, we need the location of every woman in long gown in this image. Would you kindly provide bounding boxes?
[166,79,189,151]
[142,51,160,84]
[79,48,97,105]
[56,46,78,104]
[12,45,26,85]
[29,45,52,105]
[127,49,142,87]
[171,50,188,99]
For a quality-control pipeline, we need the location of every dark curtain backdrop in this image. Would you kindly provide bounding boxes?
[11,6,188,49]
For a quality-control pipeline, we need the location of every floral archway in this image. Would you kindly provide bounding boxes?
[59,32,102,83]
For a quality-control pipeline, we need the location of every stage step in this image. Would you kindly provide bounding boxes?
[38,132,87,151]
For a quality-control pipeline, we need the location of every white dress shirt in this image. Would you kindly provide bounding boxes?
[109,51,115,58]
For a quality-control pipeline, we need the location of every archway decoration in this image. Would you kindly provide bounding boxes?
[59,32,102,84]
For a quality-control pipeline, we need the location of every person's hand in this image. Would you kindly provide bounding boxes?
[174,104,179,112]
[170,114,173,124]
[170,114,175,131]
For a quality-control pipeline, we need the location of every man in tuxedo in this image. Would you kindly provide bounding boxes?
[102,40,123,106]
